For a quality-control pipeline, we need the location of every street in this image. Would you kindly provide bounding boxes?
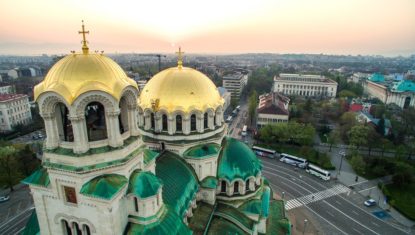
[261,157,411,235]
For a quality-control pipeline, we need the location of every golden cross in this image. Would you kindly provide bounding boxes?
[78,20,89,54]
[175,47,184,68]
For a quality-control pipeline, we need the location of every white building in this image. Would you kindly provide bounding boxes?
[257,92,289,128]
[218,87,231,111]
[348,72,369,84]
[273,73,338,98]
[0,94,32,132]
[222,73,248,99]
[0,85,15,95]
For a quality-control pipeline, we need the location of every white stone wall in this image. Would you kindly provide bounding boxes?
[186,156,217,180]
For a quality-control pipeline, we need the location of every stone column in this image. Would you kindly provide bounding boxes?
[144,113,151,130]
[168,115,175,135]
[107,110,123,147]
[227,182,233,196]
[128,105,139,136]
[70,115,89,154]
[240,181,246,195]
[249,179,255,191]
[196,115,203,133]
[215,110,223,126]
[42,113,59,149]
[154,114,162,133]
[183,116,190,135]
[137,110,144,127]
[208,113,214,130]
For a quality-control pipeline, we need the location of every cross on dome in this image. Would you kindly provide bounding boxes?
[176,47,184,69]
[78,20,90,54]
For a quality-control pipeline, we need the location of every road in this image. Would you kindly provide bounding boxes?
[261,157,411,235]
[0,206,34,235]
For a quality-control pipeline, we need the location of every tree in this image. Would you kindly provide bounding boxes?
[392,162,413,188]
[338,90,357,98]
[376,117,385,136]
[350,154,366,175]
[327,130,341,152]
[248,90,258,125]
[0,146,21,191]
[304,99,313,113]
[348,125,370,149]
[17,145,40,176]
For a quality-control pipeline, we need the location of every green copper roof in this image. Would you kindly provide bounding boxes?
[262,186,271,218]
[215,203,255,230]
[22,168,50,188]
[218,137,262,182]
[127,170,162,198]
[392,80,415,92]
[207,217,248,235]
[143,149,159,165]
[80,174,127,200]
[266,200,291,235]
[240,199,262,215]
[22,209,40,235]
[368,73,385,83]
[125,206,191,235]
[156,151,199,217]
[183,143,221,159]
[200,176,218,189]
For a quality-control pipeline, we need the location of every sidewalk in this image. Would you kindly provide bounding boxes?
[328,152,415,230]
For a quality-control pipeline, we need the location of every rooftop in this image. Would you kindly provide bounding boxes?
[80,174,127,200]
[275,73,337,84]
[0,93,27,102]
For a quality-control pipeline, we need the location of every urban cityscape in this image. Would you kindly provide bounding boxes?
[0,0,414,235]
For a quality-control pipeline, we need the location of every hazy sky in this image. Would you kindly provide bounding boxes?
[1,0,414,56]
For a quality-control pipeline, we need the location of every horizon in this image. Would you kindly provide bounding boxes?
[1,0,414,57]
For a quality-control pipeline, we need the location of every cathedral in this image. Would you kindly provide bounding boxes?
[22,23,290,235]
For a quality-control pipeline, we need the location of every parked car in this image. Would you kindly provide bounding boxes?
[0,195,10,203]
[364,199,376,207]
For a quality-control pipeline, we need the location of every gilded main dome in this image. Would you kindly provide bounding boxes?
[139,66,224,113]
[34,52,137,104]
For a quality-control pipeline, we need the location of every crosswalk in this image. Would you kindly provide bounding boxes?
[285,184,350,211]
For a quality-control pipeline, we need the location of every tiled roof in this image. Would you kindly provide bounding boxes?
[0,94,26,102]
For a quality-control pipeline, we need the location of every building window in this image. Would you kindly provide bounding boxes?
[176,115,182,132]
[204,113,208,129]
[64,186,77,204]
[134,197,139,212]
[162,114,168,131]
[84,225,91,235]
[190,114,196,131]
[62,220,72,235]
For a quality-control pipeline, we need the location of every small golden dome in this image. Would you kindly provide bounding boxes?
[139,66,223,113]
[34,53,137,104]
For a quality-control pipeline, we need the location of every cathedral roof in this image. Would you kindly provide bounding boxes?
[127,170,162,199]
[218,137,262,182]
[155,151,199,217]
[200,176,218,189]
[139,66,223,113]
[22,167,50,188]
[80,174,127,200]
[183,143,220,159]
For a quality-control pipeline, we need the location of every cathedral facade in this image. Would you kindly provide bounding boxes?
[23,23,290,235]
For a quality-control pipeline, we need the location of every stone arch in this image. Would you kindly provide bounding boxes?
[137,106,144,127]
[171,110,186,133]
[84,101,108,141]
[72,91,118,117]
[119,87,139,134]
[37,91,70,117]
[55,102,74,142]
[215,105,223,126]
[54,213,96,234]
[156,109,169,132]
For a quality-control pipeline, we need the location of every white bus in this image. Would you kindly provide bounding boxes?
[241,125,247,136]
[306,164,331,181]
[252,146,277,158]
[279,153,308,168]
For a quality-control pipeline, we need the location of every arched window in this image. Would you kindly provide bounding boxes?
[221,180,227,193]
[246,180,250,191]
[176,115,182,132]
[234,181,239,194]
[56,103,73,142]
[190,114,196,131]
[162,114,168,131]
[151,113,155,130]
[85,102,107,141]
[134,197,139,212]
[83,224,91,235]
[73,222,82,235]
[204,113,208,129]
[62,220,72,235]
[214,113,217,127]
[119,97,129,134]
[404,96,411,109]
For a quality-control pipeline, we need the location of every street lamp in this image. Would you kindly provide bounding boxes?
[303,219,308,235]
[337,150,345,176]
[282,191,285,200]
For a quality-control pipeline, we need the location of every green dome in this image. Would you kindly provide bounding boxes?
[128,170,162,198]
[80,174,127,200]
[218,137,262,182]
[183,143,220,159]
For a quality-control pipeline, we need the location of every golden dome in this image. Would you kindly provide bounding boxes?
[139,66,223,113]
[34,52,137,104]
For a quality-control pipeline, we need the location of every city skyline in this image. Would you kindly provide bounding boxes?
[1,0,414,56]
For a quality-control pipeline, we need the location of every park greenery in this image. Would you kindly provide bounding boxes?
[0,143,40,191]
[259,121,316,146]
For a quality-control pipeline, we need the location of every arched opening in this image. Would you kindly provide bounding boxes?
[83,225,91,235]
[85,102,107,141]
[73,222,82,235]
[119,97,129,134]
[234,181,239,194]
[404,96,411,109]
[190,114,196,131]
[162,114,168,131]
[134,197,139,212]
[161,142,165,151]
[55,102,74,142]
[176,115,182,132]
[204,113,208,129]
[246,180,250,191]
[214,113,217,127]
[221,180,227,193]
[62,219,72,235]
[151,113,155,130]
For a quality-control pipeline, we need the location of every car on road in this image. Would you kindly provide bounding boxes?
[0,194,10,203]
[364,199,376,207]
